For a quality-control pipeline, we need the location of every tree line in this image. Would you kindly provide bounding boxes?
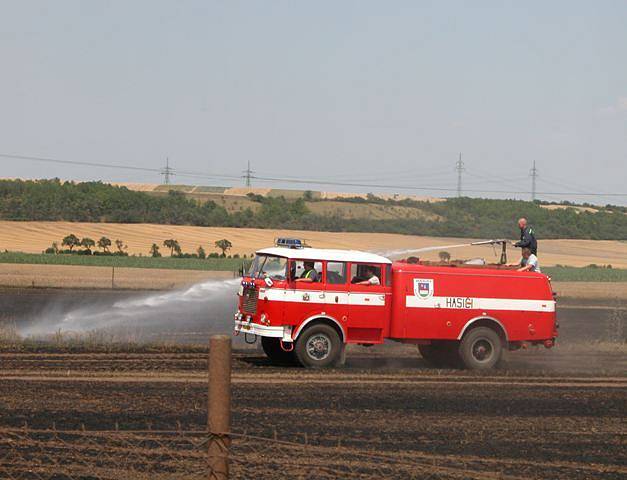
[47,234,239,259]
[1,179,625,240]
[47,234,128,256]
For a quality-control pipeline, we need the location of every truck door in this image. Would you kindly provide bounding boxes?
[347,262,391,343]
[323,261,350,333]
[285,259,325,325]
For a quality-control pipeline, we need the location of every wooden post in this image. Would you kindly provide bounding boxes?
[208,335,231,479]
[111,266,115,289]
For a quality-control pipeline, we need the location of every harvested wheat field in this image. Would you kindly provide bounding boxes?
[1,221,626,267]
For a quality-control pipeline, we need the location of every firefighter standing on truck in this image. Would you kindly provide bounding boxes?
[513,217,537,255]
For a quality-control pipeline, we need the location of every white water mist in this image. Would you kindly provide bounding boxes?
[19,278,241,340]
[376,243,473,259]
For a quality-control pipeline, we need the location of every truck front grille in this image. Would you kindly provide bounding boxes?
[242,288,258,314]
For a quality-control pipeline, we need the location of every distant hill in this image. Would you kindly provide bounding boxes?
[111,182,444,204]
[0,178,625,240]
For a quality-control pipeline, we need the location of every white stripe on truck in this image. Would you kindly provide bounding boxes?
[255,288,553,312]
[405,295,555,312]
[259,288,386,306]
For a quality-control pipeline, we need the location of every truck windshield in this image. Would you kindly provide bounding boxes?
[248,254,288,280]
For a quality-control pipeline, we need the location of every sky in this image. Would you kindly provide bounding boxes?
[0,0,626,205]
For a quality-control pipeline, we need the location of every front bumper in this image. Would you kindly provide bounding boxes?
[234,320,293,342]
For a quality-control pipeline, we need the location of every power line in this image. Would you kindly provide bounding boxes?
[469,166,530,186]
[249,174,627,196]
[529,161,538,201]
[242,161,253,187]
[536,176,623,206]
[0,153,242,181]
[0,153,164,174]
[465,171,529,191]
[259,166,454,182]
[1,152,625,198]
[539,175,598,196]
[160,157,174,185]
[455,153,464,197]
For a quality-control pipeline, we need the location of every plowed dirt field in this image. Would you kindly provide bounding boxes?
[0,349,625,479]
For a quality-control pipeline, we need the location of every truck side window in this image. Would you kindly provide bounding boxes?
[350,263,382,285]
[290,260,323,282]
[326,262,347,285]
[385,264,392,287]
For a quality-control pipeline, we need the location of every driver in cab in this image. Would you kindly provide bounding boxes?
[295,261,319,283]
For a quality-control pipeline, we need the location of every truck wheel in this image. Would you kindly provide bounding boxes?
[419,342,462,368]
[459,327,503,370]
[295,324,342,368]
[261,337,296,365]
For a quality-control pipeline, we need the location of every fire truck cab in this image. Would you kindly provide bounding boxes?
[234,239,557,370]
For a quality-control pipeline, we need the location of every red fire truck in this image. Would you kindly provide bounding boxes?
[234,239,557,370]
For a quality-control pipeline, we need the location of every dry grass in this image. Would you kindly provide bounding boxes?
[148,191,263,212]
[110,181,446,202]
[539,204,601,214]
[318,191,444,202]
[1,220,627,268]
[110,182,160,192]
[203,194,262,213]
[552,282,627,300]
[305,201,441,221]
[0,264,231,290]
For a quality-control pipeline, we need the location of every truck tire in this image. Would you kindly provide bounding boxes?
[295,324,342,368]
[261,337,296,365]
[419,342,462,368]
[459,327,503,370]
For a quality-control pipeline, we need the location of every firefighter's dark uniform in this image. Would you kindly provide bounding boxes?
[514,226,537,255]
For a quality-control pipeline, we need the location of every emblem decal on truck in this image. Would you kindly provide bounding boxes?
[414,278,434,299]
